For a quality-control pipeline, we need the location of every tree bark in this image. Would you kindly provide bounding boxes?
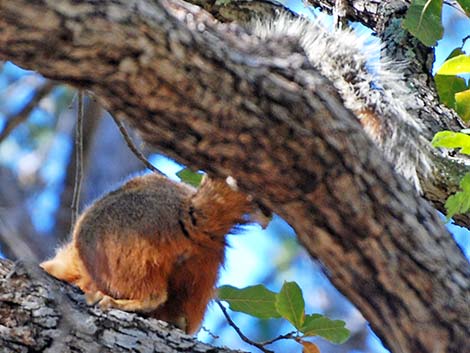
[0,1,468,353]
[306,0,409,32]
[0,259,244,353]
[304,0,470,227]
[184,0,470,227]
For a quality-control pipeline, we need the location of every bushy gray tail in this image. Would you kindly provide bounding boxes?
[251,15,432,192]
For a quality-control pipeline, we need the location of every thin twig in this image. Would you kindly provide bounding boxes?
[0,81,55,143]
[110,115,165,175]
[216,300,274,353]
[70,91,84,232]
[444,0,467,15]
[462,35,470,47]
[200,326,220,340]
[259,330,297,346]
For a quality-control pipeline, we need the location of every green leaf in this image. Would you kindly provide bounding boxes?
[176,168,203,187]
[432,131,470,154]
[275,281,305,329]
[217,285,281,319]
[456,89,470,122]
[402,0,444,47]
[445,173,470,219]
[438,55,470,75]
[457,0,470,16]
[301,315,350,344]
[434,74,467,108]
[446,48,466,61]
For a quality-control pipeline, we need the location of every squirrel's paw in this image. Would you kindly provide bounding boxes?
[97,295,120,311]
[85,291,106,305]
[83,292,120,310]
[92,293,168,313]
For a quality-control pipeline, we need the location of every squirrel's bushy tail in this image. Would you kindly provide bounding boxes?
[251,15,432,192]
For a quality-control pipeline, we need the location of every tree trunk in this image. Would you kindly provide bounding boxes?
[0,1,468,353]
[0,259,244,352]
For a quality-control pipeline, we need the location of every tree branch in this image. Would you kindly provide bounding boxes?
[0,1,468,353]
[0,259,245,352]
[190,0,470,228]
[111,115,165,175]
[308,0,470,226]
[307,0,409,32]
[0,80,55,143]
[0,167,50,260]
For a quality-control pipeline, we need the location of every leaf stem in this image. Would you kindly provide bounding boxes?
[216,300,275,353]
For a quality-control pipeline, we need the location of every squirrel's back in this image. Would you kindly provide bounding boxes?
[77,174,194,248]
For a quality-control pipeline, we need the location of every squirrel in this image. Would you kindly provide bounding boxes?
[40,173,253,334]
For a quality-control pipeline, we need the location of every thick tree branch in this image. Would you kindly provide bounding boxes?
[308,0,470,226]
[0,1,468,353]
[187,0,294,23]
[188,0,470,227]
[307,0,409,32]
[0,259,244,352]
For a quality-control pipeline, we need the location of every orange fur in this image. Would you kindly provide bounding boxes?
[40,173,252,334]
[357,108,382,141]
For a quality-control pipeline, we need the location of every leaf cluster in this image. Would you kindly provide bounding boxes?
[218,282,350,352]
[406,1,470,219]
[403,1,470,120]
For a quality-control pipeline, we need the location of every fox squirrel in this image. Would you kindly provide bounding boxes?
[40,173,252,334]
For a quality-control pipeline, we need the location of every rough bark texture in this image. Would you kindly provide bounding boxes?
[0,1,468,353]
[306,0,409,32]
[187,0,470,227]
[306,0,470,226]
[0,259,243,353]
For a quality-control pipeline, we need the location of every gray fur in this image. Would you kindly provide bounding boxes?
[251,15,432,192]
